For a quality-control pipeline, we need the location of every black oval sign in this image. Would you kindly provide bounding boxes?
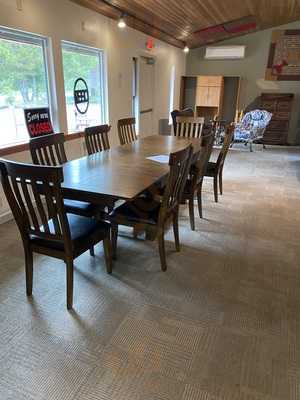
[73,78,89,115]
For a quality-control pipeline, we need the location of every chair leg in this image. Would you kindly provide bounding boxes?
[249,141,253,152]
[213,175,218,203]
[197,181,203,219]
[89,246,95,256]
[25,249,33,296]
[219,168,223,195]
[188,196,195,231]
[66,259,74,310]
[173,210,180,252]
[157,229,167,272]
[111,223,118,260]
[103,237,113,274]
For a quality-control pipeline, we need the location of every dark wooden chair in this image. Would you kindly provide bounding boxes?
[205,124,235,202]
[118,117,137,145]
[84,124,111,155]
[0,159,112,309]
[29,133,97,219]
[182,126,215,230]
[171,108,194,134]
[175,116,205,138]
[110,145,193,271]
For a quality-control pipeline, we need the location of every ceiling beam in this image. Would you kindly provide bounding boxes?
[70,0,185,48]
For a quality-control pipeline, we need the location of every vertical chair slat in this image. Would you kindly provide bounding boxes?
[31,181,50,234]
[20,178,39,230]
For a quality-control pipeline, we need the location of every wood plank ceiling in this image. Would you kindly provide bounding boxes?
[71,0,300,48]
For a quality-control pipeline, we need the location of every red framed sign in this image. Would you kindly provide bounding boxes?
[24,107,54,138]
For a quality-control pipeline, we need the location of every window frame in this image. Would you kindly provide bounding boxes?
[168,66,176,125]
[61,40,108,133]
[0,26,56,148]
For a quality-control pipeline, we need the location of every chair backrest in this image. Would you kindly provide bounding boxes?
[171,108,194,134]
[190,126,215,188]
[241,109,272,130]
[216,124,235,169]
[0,159,72,253]
[29,133,67,166]
[159,145,193,222]
[175,116,205,138]
[84,124,111,155]
[118,117,137,145]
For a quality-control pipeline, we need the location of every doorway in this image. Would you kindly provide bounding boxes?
[138,56,155,137]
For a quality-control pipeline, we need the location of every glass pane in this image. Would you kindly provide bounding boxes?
[62,45,103,132]
[0,37,49,147]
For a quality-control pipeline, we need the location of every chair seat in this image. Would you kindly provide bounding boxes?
[110,197,161,225]
[63,199,98,217]
[30,214,110,254]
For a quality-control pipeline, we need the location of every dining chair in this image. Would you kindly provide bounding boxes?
[175,116,205,138]
[29,133,97,219]
[110,145,193,271]
[0,159,112,309]
[84,124,111,155]
[182,126,215,230]
[205,124,235,202]
[171,108,194,135]
[117,117,137,145]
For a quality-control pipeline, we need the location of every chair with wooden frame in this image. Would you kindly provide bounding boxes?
[0,159,112,309]
[29,133,98,219]
[117,117,137,145]
[182,126,215,230]
[175,116,205,138]
[110,145,193,271]
[205,124,235,202]
[171,108,194,135]
[84,124,111,155]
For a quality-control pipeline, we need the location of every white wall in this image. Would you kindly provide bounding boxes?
[0,0,186,222]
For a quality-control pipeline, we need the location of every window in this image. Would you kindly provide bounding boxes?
[61,41,107,132]
[132,57,139,130]
[169,66,176,124]
[0,27,52,147]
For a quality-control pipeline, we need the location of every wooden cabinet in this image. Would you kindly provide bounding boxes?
[260,93,294,145]
[179,75,240,123]
[197,76,223,87]
[195,75,223,118]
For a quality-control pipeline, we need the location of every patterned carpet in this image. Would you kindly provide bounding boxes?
[0,144,300,399]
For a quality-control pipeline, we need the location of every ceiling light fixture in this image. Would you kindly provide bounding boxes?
[183,45,190,53]
[118,14,126,28]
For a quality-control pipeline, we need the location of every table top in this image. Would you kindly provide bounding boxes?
[62,134,201,203]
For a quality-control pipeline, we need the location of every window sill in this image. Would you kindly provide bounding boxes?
[0,132,83,157]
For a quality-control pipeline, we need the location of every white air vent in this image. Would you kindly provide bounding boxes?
[205,46,246,60]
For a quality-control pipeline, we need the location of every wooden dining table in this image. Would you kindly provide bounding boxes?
[61,134,202,207]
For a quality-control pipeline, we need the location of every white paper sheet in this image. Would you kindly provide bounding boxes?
[146,155,169,164]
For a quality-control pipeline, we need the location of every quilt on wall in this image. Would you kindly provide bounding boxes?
[266,30,300,81]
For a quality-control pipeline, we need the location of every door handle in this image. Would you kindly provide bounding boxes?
[140,108,153,114]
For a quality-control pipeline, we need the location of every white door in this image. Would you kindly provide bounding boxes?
[138,57,155,137]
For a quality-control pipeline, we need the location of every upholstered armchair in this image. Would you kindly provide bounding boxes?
[233,109,272,151]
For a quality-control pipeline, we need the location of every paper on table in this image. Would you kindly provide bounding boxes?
[146,154,169,164]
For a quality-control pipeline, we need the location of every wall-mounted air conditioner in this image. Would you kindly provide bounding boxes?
[204,46,246,60]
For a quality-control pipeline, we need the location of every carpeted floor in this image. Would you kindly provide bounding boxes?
[0,144,300,400]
